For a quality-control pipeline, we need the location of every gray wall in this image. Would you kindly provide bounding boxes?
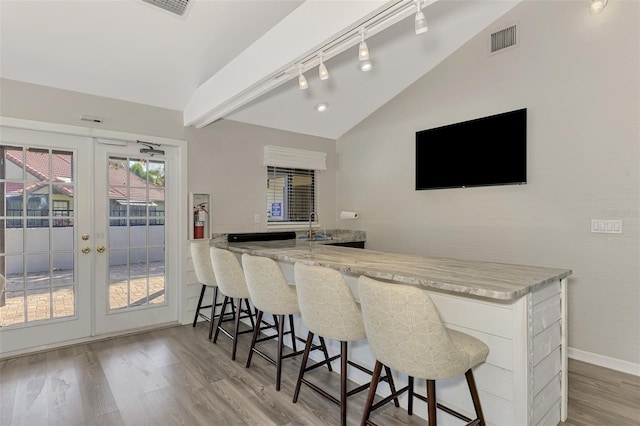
[336,0,639,365]
[0,79,185,140]
[185,120,337,234]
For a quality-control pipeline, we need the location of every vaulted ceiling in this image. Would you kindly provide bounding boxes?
[0,0,520,139]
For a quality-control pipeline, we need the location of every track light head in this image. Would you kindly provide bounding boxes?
[415,10,428,34]
[318,55,329,80]
[414,0,428,34]
[298,66,308,90]
[358,41,370,61]
[358,30,369,61]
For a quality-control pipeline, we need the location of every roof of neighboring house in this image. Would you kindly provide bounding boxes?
[5,149,74,196]
[4,150,164,202]
[108,161,165,202]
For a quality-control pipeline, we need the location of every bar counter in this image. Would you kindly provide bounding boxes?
[214,240,570,301]
[212,240,572,426]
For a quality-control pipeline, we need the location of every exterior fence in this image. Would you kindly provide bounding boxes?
[3,226,165,274]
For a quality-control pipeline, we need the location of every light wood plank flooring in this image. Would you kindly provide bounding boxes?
[1,323,638,425]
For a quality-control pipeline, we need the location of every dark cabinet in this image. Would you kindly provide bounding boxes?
[328,241,365,249]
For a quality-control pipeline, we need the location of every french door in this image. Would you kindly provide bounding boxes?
[0,124,180,355]
[93,141,177,335]
[0,127,92,353]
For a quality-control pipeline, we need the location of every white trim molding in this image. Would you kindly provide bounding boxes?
[264,145,327,170]
[568,347,640,377]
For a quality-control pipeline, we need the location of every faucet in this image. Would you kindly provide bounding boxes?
[308,211,318,239]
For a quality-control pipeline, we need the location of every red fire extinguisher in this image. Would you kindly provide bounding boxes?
[194,203,207,239]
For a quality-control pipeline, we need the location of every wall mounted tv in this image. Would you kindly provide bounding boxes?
[415,108,527,190]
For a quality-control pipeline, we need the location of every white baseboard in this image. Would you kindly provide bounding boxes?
[568,347,640,377]
[0,322,180,360]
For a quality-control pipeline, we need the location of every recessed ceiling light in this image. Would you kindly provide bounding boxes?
[360,60,373,72]
[316,102,329,112]
[589,0,608,14]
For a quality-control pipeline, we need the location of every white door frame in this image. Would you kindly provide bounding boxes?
[0,117,188,357]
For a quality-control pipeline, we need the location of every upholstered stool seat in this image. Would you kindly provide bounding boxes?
[293,263,399,426]
[358,275,489,426]
[210,247,259,361]
[190,241,225,339]
[241,254,331,391]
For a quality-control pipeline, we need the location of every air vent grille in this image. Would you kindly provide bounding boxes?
[142,0,190,16]
[490,25,517,54]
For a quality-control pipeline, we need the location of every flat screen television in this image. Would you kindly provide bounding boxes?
[415,108,527,190]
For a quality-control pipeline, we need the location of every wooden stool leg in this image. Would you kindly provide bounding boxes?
[319,336,333,372]
[244,298,255,329]
[383,365,400,407]
[193,284,206,327]
[231,298,242,361]
[408,376,414,415]
[245,310,264,368]
[427,379,437,426]
[466,369,485,426]
[288,314,297,352]
[276,314,285,391]
[208,286,218,340]
[293,331,315,403]
[360,360,383,426]
[213,296,229,343]
[340,341,348,426]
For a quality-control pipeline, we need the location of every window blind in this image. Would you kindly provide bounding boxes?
[267,166,315,223]
[263,145,327,170]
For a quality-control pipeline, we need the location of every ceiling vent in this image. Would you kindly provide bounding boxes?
[490,24,517,55]
[142,0,190,17]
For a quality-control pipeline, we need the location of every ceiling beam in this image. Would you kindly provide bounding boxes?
[183,0,405,128]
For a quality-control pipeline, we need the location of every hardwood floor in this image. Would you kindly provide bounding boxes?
[1,324,638,425]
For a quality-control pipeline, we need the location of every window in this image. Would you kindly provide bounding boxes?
[267,166,315,223]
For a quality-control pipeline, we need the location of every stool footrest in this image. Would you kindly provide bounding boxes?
[303,353,340,373]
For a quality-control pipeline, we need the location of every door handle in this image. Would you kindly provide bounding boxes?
[97,245,106,253]
[82,247,91,254]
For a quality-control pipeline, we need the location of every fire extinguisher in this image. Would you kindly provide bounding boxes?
[194,203,207,239]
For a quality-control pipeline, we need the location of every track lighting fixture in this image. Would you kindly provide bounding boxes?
[289,1,438,97]
[298,65,308,90]
[414,0,428,34]
[358,29,369,61]
[318,54,329,80]
[316,102,329,112]
[589,0,608,14]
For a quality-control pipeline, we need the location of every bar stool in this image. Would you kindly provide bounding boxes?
[190,241,224,339]
[293,262,399,426]
[358,276,489,426]
[210,247,257,361]
[241,254,331,391]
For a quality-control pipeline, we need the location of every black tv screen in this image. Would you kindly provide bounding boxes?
[415,108,527,190]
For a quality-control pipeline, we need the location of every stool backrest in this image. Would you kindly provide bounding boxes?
[358,275,470,380]
[242,254,299,315]
[191,241,216,287]
[294,262,366,342]
[209,247,250,299]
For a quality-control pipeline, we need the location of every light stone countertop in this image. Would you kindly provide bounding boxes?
[213,241,572,301]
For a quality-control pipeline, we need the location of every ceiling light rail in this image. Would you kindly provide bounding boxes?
[292,0,434,88]
[186,0,438,128]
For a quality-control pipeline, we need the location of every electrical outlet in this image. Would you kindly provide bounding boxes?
[254,214,260,224]
[591,219,622,234]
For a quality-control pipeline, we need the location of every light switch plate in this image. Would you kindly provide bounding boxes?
[591,219,622,234]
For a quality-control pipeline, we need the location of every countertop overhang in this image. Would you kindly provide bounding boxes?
[212,241,572,301]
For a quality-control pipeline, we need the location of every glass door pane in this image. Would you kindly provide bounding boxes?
[0,146,76,326]
[107,156,166,311]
